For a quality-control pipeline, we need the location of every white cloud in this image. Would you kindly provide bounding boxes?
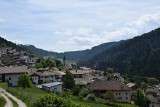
[127,13,160,30]
[0,18,5,23]
[54,13,160,52]
[0,0,160,52]
[11,39,23,44]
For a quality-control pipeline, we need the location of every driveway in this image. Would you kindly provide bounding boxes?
[0,87,27,107]
[1,93,13,107]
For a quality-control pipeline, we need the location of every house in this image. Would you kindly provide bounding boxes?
[88,80,131,103]
[127,83,138,94]
[42,82,62,93]
[0,66,29,86]
[112,73,124,83]
[146,88,160,107]
[74,75,94,88]
[80,67,93,75]
[69,69,85,78]
[29,68,65,84]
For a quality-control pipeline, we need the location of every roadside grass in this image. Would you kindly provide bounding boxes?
[0,96,6,107]
[0,82,8,89]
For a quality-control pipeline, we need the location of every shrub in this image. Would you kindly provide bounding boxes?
[80,88,92,97]
[72,86,81,96]
[86,94,95,101]
[33,94,89,107]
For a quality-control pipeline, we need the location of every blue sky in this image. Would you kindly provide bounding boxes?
[0,0,160,52]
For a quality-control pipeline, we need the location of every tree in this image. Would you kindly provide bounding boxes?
[17,74,33,89]
[132,89,150,107]
[105,91,115,103]
[63,70,75,90]
[147,77,159,86]
[107,68,114,73]
[35,63,43,68]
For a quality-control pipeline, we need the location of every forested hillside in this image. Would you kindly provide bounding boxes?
[0,37,31,52]
[82,28,160,79]
[22,42,121,61]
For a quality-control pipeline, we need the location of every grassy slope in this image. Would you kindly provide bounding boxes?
[7,87,137,107]
[0,97,6,107]
[0,83,137,107]
[6,87,47,107]
[0,82,8,89]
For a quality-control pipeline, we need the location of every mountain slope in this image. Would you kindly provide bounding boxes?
[22,42,122,61]
[0,37,31,53]
[83,28,160,79]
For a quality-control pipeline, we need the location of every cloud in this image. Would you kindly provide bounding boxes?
[11,39,23,44]
[54,13,160,52]
[0,0,160,52]
[127,13,160,33]
[0,18,5,23]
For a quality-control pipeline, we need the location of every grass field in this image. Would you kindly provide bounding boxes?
[0,82,8,89]
[0,97,6,107]
[0,82,138,107]
[7,87,138,107]
[6,87,47,107]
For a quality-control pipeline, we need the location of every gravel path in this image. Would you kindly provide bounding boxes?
[0,87,27,107]
[1,93,13,107]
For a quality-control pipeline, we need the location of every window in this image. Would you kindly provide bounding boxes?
[9,77,11,80]
[118,97,122,99]
[116,93,118,95]
[45,76,47,78]
[126,93,128,95]
[152,105,154,107]
[119,93,121,95]
[126,97,128,99]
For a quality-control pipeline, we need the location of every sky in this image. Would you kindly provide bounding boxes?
[0,0,160,52]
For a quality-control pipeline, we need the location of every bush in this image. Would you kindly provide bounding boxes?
[80,88,92,97]
[72,86,81,96]
[33,94,89,107]
[86,94,95,101]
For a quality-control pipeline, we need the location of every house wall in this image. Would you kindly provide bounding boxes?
[149,103,160,107]
[93,90,131,103]
[30,76,39,84]
[42,84,62,93]
[0,75,2,81]
[5,73,24,86]
[40,75,61,83]
[113,90,131,103]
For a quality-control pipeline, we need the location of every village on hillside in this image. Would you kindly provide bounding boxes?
[0,47,160,107]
